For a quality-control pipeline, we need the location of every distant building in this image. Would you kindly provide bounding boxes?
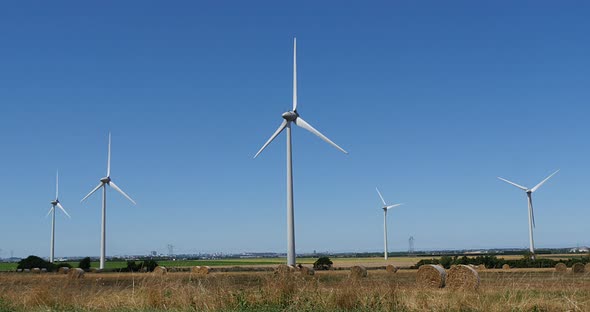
[569,246,590,253]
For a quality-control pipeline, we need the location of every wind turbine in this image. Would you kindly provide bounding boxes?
[48,170,70,263]
[81,133,136,269]
[376,187,403,260]
[498,169,559,259]
[254,38,348,266]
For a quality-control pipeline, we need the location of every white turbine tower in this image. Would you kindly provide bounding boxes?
[81,133,136,269]
[498,169,559,259]
[375,187,403,260]
[254,38,348,266]
[48,170,70,263]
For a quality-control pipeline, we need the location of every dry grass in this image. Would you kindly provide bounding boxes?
[0,269,589,311]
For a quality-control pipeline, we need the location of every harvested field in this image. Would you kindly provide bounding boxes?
[0,268,589,311]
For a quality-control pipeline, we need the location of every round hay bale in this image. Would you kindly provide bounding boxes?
[58,267,70,274]
[477,264,486,271]
[41,268,47,273]
[386,264,398,273]
[416,264,446,288]
[274,264,296,275]
[572,263,585,274]
[23,269,30,273]
[446,264,480,290]
[502,264,510,270]
[555,263,567,273]
[191,266,211,275]
[349,266,368,278]
[585,263,590,272]
[153,266,167,275]
[68,268,85,279]
[299,266,315,276]
[16,269,22,273]
[31,268,41,274]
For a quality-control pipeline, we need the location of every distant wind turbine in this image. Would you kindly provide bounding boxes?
[497,169,559,259]
[48,170,70,263]
[376,187,403,260]
[254,38,348,266]
[81,133,136,269]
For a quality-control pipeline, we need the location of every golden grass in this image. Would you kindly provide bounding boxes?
[0,269,589,311]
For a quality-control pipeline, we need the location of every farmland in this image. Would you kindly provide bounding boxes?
[0,267,589,311]
[0,254,584,272]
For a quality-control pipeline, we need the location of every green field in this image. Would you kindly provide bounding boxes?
[0,258,320,272]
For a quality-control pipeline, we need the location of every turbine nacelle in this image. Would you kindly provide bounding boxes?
[100,177,111,184]
[282,111,298,121]
[50,200,58,206]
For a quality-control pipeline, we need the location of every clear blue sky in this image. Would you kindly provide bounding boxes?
[0,1,588,258]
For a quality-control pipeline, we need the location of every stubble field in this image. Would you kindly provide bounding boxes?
[0,267,588,312]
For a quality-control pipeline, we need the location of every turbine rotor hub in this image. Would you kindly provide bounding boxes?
[50,200,58,205]
[100,177,111,183]
[282,111,298,121]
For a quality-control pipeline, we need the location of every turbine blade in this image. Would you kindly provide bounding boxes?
[46,206,54,217]
[294,117,348,154]
[497,177,528,191]
[81,182,104,202]
[56,202,71,219]
[56,170,59,199]
[108,181,136,205]
[253,120,288,158]
[376,187,387,206]
[107,132,112,177]
[531,169,559,193]
[293,37,297,111]
[386,203,403,210]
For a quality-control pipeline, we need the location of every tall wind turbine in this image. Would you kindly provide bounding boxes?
[81,133,136,269]
[254,38,348,266]
[498,170,559,259]
[376,187,403,260]
[48,170,70,263]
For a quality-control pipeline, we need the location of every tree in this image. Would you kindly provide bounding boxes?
[78,257,91,271]
[313,257,333,270]
[141,260,159,272]
[17,255,55,271]
[439,256,453,269]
